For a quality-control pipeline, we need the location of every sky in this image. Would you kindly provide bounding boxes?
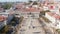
[0,0,60,2]
[0,0,29,2]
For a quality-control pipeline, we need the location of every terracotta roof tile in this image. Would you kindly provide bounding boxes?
[16,7,41,12]
[46,12,60,20]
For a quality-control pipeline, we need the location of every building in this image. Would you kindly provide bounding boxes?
[45,12,60,29]
[15,6,40,18]
[43,6,49,11]
[14,2,41,18]
[0,14,8,30]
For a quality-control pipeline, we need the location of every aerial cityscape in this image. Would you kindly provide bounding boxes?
[0,0,60,34]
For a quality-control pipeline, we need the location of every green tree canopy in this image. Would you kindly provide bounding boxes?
[2,3,12,9]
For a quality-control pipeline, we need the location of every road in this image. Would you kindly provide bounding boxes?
[17,17,46,34]
[16,17,56,34]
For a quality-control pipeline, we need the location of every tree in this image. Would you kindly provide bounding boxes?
[2,3,12,9]
[40,10,50,16]
[29,0,32,3]
[33,1,38,5]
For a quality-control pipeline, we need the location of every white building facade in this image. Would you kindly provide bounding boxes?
[45,12,60,29]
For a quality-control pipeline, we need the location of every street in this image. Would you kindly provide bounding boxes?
[16,16,55,34]
[0,0,60,34]
[17,17,45,34]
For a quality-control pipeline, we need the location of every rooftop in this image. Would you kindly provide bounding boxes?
[46,12,60,20]
[15,3,41,12]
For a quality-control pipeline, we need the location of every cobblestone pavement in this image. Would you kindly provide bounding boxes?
[16,17,56,34]
[17,17,46,34]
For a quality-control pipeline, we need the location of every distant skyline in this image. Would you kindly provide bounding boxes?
[0,0,60,2]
